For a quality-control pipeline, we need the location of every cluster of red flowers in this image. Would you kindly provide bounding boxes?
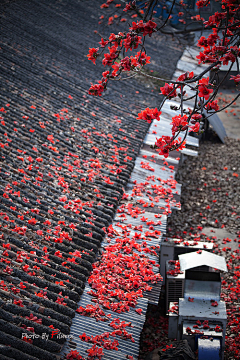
[171,115,188,134]
[160,83,177,99]
[155,135,186,159]
[129,19,157,37]
[87,22,154,98]
[137,108,161,123]
[198,77,213,101]
[88,0,239,158]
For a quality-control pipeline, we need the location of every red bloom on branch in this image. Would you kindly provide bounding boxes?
[230,74,240,84]
[196,51,207,64]
[160,83,177,98]
[155,136,186,158]
[130,20,157,37]
[87,48,99,64]
[189,122,200,133]
[123,2,135,11]
[177,71,194,82]
[123,33,142,52]
[137,108,161,123]
[206,100,219,111]
[220,51,236,66]
[89,81,105,96]
[135,51,151,66]
[99,38,109,48]
[120,57,131,71]
[198,77,213,100]
[196,0,210,9]
[102,45,118,66]
[197,36,208,48]
[171,114,188,134]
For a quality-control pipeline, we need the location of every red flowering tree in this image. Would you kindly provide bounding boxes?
[88,0,240,158]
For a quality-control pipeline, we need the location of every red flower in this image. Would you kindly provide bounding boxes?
[130,20,157,37]
[22,337,33,344]
[25,313,42,324]
[198,77,213,100]
[56,297,67,306]
[28,218,37,225]
[86,344,104,358]
[137,108,161,123]
[47,134,55,143]
[171,115,188,134]
[13,299,24,307]
[99,38,109,48]
[89,81,105,96]
[123,33,142,52]
[230,74,240,84]
[189,122,200,133]
[66,350,83,360]
[177,71,194,82]
[160,83,177,98]
[134,51,150,66]
[206,100,219,111]
[87,48,99,64]
[196,0,210,9]
[19,282,26,289]
[22,265,29,272]
[197,36,208,48]
[79,332,90,342]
